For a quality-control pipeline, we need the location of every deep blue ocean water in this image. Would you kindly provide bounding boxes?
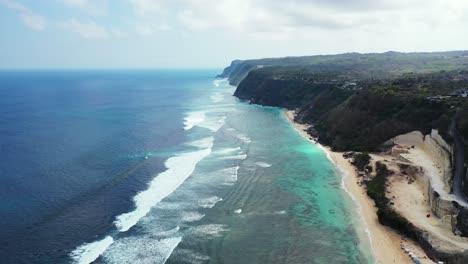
[0,70,373,264]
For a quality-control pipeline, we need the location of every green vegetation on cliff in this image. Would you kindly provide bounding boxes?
[367,162,416,232]
[225,51,468,151]
[220,51,468,85]
[351,153,371,171]
[315,90,452,151]
[222,50,468,263]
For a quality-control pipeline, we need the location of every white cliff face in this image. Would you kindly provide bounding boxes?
[391,130,468,226]
[393,130,462,207]
[423,130,453,195]
[387,130,468,259]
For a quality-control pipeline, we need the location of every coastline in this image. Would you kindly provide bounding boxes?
[283,110,429,264]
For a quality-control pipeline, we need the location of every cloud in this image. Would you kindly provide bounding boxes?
[0,0,46,31]
[63,19,109,39]
[62,0,89,7]
[123,0,468,37]
[125,0,171,36]
[110,28,128,38]
[19,12,46,31]
[128,0,163,16]
[62,0,108,16]
[126,0,363,34]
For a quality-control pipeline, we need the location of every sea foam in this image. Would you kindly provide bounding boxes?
[210,92,224,103]
[155,226,180,237]
[70,236,114,264]
[198,116,227,132]
[213,147,242,155]
[219,166,240,186]
[217,154,247,160]
[102,236,182,264]
[173,249,210,264]
[236,133,252,143]
[184,111,206,130]
[190,224,229,238]
[256,162,272,168]
[184,111,227,132]
[213,78,228,87]
[114,137,214,232]
[180,211,206,222]
[198,196,223,208]
[187,137,216,149]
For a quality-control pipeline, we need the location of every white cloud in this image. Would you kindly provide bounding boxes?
[132,21,170,36]
[134,22,153,36]
[62,0,89,7]
[19,12,46,31]
[178,10,211,31]
[125,0,171,36]
[0,0,46,31]
[0,0,27,10]
[117,0,468,57]
[110,28,128,38]
[128,0,163,16]
[63,19,109,39]
[123,0,468,37]
[62,0,108,16]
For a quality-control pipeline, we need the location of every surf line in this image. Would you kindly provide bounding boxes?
[70,137,214,264]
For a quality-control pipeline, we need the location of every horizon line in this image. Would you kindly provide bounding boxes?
[0,67,222,71]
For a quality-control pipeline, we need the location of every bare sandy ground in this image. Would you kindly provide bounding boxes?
[283,110,433,264]
[388,133,468,251]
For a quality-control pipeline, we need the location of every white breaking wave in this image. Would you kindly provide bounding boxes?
[217,154,247,161]
[155,226,180,237]
[173,249,210,264]
[191,224,229,238]
[218,166,239,186]
[213,78,228,87]
[256,162,272,168]
[198,116,227,132]
[274,210,287,215]
[213,80,221,87]
[187,137,216,149]
[198,196,223,208]
[234,209,242,214]
[184,111,227,132]
[180,211,206,222]
[102,236,182,264]
[184,111,207,130]
[210,92,224,103]
[114,138,214,232]
[236,133,252,143]
[318,142,377,261]
[70,236,114,264]
[213,147,241,155]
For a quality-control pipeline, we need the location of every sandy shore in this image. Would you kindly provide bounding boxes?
[283,110,432,264]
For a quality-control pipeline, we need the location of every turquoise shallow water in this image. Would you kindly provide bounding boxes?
[192,103,375,264]
[1,71,373,263]
[138,79,375,264]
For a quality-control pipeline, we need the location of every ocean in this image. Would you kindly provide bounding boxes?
[0,70,374,263]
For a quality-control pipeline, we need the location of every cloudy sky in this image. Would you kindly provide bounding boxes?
[1,0,467,69]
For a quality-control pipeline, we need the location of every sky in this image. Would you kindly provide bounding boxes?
[0,0,467,69]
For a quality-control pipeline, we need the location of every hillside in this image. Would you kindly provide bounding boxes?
[220,51,468,86]
[222,50,468,264]
[224,51,468,151]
